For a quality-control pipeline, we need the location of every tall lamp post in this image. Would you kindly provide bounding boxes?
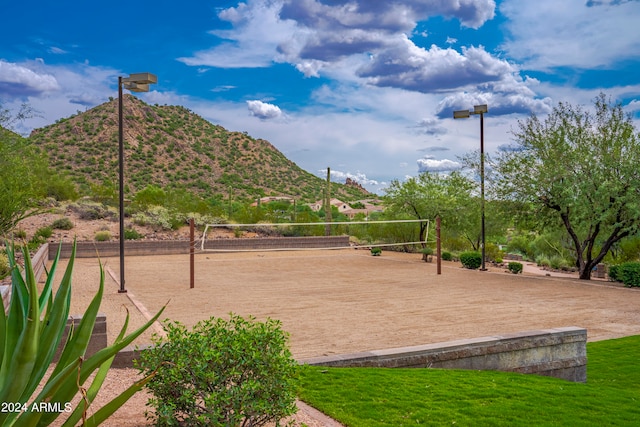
[118,73,157,293]
[453,104,488,271]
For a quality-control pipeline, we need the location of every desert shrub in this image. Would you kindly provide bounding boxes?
[69,201,116,221]
[94,230,111,241]
[34,226,53,239]
[52,217,74,230]
[0,252,9,279]
[616,237,640,262]
[132,184,167,209]
[508,262,523,274]
[441,251,453,261]
[44,174,78,201]
[13,229,27,239]
[460,251,482,269]
[180,212,225,227]
[506,235,532,259]
[536,255,551,268]
[124,228,143,240]
[421,247,433,262]
[485,243,504,262]
[30,226,54,246]
[132,206,181,230]
[137,314,298,427]
[609,262,640,287]
[549,255,570,270]
[371,247,382,256]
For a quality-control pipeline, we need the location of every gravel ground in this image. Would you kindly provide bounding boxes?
[44,250,640,426]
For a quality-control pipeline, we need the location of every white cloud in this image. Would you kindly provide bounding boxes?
[417,155,462,172]
[436,86,553,118]
[500,0,640,70]
[358,38,515,92]
[415,117,447,136]
[246,100,283,120]
[0,60,60,97]
[178,0,297,68]
[0,59,145,134]
[174,0,553,119]
[325,169,381,186]
[626,99,640,114]
[48,46,68,55]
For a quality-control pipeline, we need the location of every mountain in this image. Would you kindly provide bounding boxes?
[29,95,370,203]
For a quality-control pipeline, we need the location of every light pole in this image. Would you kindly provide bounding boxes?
[453,104,488,271]
[118,72,157,293]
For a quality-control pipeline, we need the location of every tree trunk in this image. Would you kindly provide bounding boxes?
[578,264,592,280]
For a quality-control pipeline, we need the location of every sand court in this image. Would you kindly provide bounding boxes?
[56,249,640,359]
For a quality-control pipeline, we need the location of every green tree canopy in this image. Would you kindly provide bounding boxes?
[1,101,77,237]
[493,94,640,279]
[0,127,44,237]
[383,171,477,245]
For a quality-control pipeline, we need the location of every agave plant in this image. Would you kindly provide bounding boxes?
[0,241,164,426]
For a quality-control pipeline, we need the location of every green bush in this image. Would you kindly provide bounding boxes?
[441,251,453,261]
[609,262,640,287]
[34,226,53,239]
[609,264,621,282]
[132,184,167,209]
[421,247,433,262]
[52,217,74,230]
[371,247,382,256]
[44,174,78,201]
[137,314,298,427]
[460,251,482,269]
[485,243,504,263]
[0,242,164,426]
[94,230,111,241]
[28,226,54,247]
[124,228,143,240]
[549,255,569,270]
[508,262,523,274]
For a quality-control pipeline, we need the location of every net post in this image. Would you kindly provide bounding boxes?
[190,218,195,289]
[436,216,442,275]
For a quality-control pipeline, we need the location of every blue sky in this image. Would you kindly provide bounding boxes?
[2,0,639,193]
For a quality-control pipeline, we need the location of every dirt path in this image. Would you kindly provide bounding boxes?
[51,250,640,426]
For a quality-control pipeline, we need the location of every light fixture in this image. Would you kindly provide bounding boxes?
[453,104,488,271]
[117,72,157,293]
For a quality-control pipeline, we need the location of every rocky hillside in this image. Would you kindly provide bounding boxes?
[29,95,369,202]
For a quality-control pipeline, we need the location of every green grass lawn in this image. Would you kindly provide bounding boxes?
[298,335,640,426]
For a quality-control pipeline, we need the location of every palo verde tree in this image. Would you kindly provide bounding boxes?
[383,171,476,246]
[493,94,640,279]
[0,125,43,237]
[0,101,76,237]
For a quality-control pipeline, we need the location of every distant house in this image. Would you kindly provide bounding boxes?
[308,198,384,219]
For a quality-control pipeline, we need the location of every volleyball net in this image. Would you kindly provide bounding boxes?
[199,219,433,253]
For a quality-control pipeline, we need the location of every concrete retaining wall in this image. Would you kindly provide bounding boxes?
[300,327,587,382]
[49,236,350,259]
[112,327,587,382]
[1,243,50,315]
[53,314,108,362]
